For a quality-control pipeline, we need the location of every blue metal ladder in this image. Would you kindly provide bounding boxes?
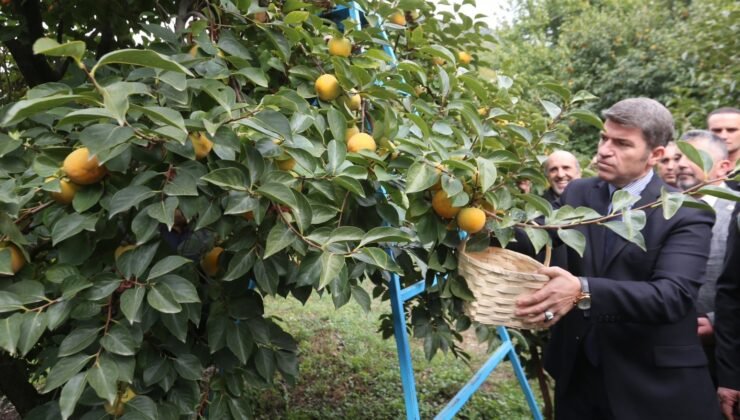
[327,4,544,419]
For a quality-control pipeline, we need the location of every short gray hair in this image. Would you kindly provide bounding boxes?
[602,98,675,149]
[680,129,728,159]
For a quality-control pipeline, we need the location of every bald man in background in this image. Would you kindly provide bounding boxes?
[542,150,582,204]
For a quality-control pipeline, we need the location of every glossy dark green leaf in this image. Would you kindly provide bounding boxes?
[18,311,48,356]
[59,372,86,420]
[109,186,158,217]
[173,354,203,381]
[223,249,256,282]
[567,108,603,130]
[87,356,119,404]
[557,229,586,258]
[58,327,101,357]
[404,162,438,193]
[51,213,98,245]
[147,284,182,313]
[147,256,192,280]
[100,325,137,356]
[264,223,296,259]
[120,287,146,324]
[318,252,345,290]
[42,354,93,393]
[92,49,194,76]
[201,168,248,191]
[226,322,253,364]
[0,313,23,355]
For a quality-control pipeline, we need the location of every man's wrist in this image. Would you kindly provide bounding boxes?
[574,276,592,313]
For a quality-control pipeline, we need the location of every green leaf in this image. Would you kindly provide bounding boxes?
[358,227,412,248]
[58,327,101,357]
[158,275,200,303]
[0,291,23,312]
[147,256,192,280]
[540,99,562,119]
[557,229,586,258]
[42,354,93,393]
[255,347,275,381]
[353,247,401,272]
[87,357,119,404]
[264,223,296,259]
[676,140,713,174]
[18,311,48,356]
[223,249,256,282]
[133,105,187,134]
[226,322,253,364]
[521,193,553,218]
[611,190,640,213]
[660,188,686,220]
[325,226,365,245]
[1,94,88,127]
[125,396,158,420]
[327,108,346,144]
[567,109,603,130]
[33,38,85,62]
[72,183,104,213]
[117,242,159,280]
[0,313,23,355]
[109,185,158,217]
[475,157,497,192]
[524,227,550,254]
[405,162,439,193]
[419,45,457,66]
[57,108,115,126]
[235,67,269,87]
[318,252,345,290]
[326,139,346,175]
[120,287,146,324]
[59,372,86,420]
[146,196,179,231]
[283,10,310,24]
[100,325,137,356]
[92,49,194,77]
[201,168,248,191]
[540,82,571,103]
[333,176,366,198]
[697,185,740,201]
[147,284,182,313]
[350,285,371,313]
[173,354,203,381]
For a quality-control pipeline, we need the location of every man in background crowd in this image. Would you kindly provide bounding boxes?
[675,130,734,385]
[542,150,582,204]
[656,140,681,187]
[708,107,740,170]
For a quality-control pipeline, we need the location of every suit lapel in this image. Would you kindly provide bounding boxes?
[602,175,664,270]
[588,180,611,272]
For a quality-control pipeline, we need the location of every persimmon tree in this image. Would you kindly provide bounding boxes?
[0,0,625,418]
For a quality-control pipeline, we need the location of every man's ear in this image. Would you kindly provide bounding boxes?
[718,159,733,178]
[648,146,665,166]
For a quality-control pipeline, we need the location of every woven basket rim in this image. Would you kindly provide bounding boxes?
[459,245,548,282]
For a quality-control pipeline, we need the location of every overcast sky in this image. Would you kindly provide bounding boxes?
[430,0,514,29]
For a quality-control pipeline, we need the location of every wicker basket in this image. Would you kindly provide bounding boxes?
[458,245,548,329]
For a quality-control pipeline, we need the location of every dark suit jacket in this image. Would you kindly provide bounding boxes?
[715,202,740,390]
[545,175,720,419]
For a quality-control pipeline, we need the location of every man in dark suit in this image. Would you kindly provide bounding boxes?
[715,202,740,419]
[515,98,720,419]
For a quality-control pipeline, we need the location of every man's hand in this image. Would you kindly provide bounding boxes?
[718,387,740,420]
[697,316,715,345]
[514,266,581,326]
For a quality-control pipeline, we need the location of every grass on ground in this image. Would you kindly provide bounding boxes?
[251,290,541,419]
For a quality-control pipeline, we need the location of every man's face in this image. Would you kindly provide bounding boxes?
[708,113,740,159]
[546,153,581,195]
[656,143,681,187]
[677,138,731,191]
[596,120,664,188]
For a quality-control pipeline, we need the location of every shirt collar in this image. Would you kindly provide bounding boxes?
[608,170,654,198]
